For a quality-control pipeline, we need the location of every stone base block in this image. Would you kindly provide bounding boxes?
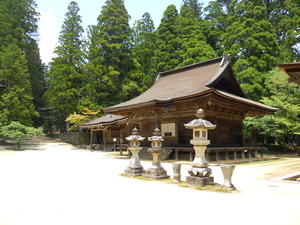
[186,176,214,187]
[124,166,144,176]
[143,174,170,179]
[143,168,170,180]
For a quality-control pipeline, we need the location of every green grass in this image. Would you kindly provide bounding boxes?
[120,173,239,193]
[235,158,287,165]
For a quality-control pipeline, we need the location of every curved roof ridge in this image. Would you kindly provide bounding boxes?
[158,56,225,77]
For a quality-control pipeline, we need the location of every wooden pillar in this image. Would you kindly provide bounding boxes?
[230,118,233,145]
[156,115,161,130]
[175,120,179,145]
[254,149,258,158]
[103,128,107,151]
[248,150,252,158]
[241,150,245,159]
[225,150,229,160]
[90,130,93,150]
[175,149,178,160]
[128,119,133,133]
[234,150,237,160]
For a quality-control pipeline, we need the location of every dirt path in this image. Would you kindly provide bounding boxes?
[0,136,299,225]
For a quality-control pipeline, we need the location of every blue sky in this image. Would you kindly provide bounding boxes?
[35,0,209,64]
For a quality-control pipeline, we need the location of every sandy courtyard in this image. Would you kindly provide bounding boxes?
[0,137,299,225]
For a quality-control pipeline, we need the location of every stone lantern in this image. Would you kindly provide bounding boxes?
[184,108,216,186]
[143,128,170,179]
[124,127,145,176]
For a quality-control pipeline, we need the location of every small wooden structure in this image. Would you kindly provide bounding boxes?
[278,62,300,84]
[0,85,6,92]
[79,114,128,151]
[102,56,277,160]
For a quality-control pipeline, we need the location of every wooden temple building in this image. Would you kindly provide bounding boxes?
[0,85,6,92]
[79,114,127,151]
[83,56,278,161]
[277,61,300,85]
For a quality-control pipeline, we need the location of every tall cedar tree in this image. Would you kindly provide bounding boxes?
[221,0,280,101]
[155,4,181,72]
[0,0,45,109]
[202,1,228,55]
[44,1,85,120]
[132,12,158,88]
[82,25,109,109]
[266,0,300,62]
[182,0,203,20]
[0,44,38,126]
[93,0,135,103]
[0,0,44,125]
[178,2,217,67]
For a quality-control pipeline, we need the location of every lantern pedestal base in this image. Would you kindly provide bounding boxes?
[186,176,214,187]
[143,167,170,180]
[143,148,170,180]
[124,165,145,176]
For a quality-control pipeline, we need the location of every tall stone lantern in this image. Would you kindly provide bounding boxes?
[124,127,145,176]
[184,108,216,186]
[143,128,170,179]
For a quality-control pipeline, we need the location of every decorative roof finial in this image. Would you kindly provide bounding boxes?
[153,127,161,136]
[196,108,205,119]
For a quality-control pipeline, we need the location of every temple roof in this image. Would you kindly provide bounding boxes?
[277,62,300,84]
[104,56,277,116]
[79,114,127,129]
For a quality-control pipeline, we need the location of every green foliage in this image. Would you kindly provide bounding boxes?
[202,1,228,55]
[132,12,158,87]
[0,0,45,110]
[155,4,181,72]
[244,69,300,145]
[0,43,39,126]
[182,0,203,20]
[86,0,136,104]
[0,121,44,148]
[65,108,102,131]
[221,0,280,101]
[267,0,300,62]
[43,1,85,119]
[178,2,217,67]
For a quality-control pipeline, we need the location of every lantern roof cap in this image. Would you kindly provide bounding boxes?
[184,108,216,130]
[148,127,164,142]
[125,127,145,141]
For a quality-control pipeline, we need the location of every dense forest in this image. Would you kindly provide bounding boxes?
[0,0,299,146]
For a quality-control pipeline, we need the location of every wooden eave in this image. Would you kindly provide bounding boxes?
[79,115,127,130]
[105,89,277,117]
[277,62,300,84]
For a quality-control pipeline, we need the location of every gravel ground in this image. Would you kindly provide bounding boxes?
[0,137,299,225]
